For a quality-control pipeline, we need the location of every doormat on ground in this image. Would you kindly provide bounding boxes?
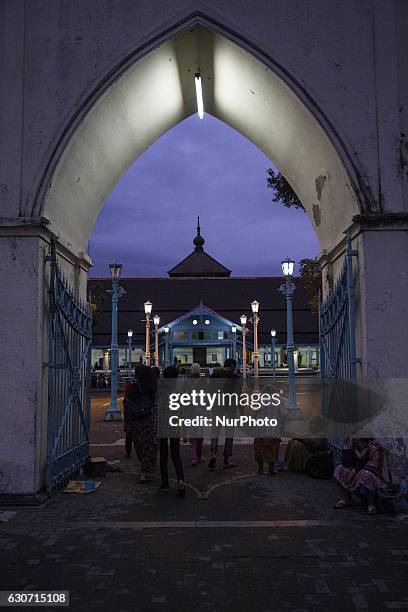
[63,480,101,494]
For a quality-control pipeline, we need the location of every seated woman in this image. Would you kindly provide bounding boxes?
[334,438,391,515]
[284,416,327,473]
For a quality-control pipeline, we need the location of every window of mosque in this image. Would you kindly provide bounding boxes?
[193,331,211,340]
[173,331,187,340]
[218,331,229,340]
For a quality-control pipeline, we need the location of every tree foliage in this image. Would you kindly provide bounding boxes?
[266,169,305,210]
[299,258,322,314]
[89,282,105,328]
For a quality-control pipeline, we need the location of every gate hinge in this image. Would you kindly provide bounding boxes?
[353,357,362,364]
[44,362,55,368]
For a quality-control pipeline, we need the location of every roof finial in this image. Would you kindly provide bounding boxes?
[193,217,205,251]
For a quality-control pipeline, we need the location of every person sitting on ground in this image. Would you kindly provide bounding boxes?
[333,437,391,515]
[156,366,186,497]
[283,416,327,473]
[208,358,240,471]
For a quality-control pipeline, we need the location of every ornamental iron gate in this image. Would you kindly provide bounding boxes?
[46,239,92,493]
[319,234,359,458]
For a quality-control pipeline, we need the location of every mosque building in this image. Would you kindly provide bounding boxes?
[88,220,320,373]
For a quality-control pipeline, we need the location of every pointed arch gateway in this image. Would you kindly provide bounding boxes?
[39,14,364,260]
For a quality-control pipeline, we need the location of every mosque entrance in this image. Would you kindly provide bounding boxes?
[193,347,207,367]
[2,8,406,498]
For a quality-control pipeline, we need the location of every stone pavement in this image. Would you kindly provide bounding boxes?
[1,394,407,611]
[1,444,408,612]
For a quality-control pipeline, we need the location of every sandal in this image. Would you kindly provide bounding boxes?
[367,505,378,516]
[223,462,236,469]
[333,499,351,509]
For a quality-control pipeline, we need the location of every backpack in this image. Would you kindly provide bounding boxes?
[124,381,152,420]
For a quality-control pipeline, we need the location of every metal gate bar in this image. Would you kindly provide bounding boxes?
[46,239,92,492]
[319,233,358,459]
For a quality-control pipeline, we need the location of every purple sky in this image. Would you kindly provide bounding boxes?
[89,114,319,278]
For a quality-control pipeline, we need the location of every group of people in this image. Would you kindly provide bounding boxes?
[123,358,283,496]
[123,359,393,513]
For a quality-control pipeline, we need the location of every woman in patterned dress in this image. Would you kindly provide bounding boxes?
[124,365,158,483]
[334,438,391,515]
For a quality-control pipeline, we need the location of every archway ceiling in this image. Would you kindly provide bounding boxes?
[43,26,359,255]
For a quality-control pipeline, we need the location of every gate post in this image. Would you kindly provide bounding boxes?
[0,225,91,500]
[345,233,359,379]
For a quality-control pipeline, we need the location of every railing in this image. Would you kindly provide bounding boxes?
[319,233,359,460]
[45,239,92,492]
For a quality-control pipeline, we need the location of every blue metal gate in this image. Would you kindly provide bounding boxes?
[46,239,92,492]
[319,233,359,457]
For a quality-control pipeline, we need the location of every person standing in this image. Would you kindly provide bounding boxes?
[208,358,240,470]
[157,366,186,497]
[188,363,204,466]
[254,438,281,475]
[123,365,158,482]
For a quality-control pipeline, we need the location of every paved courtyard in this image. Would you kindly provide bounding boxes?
[1,394,407,611]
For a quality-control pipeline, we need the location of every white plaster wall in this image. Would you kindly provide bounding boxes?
[0,236,47,494]
[41,26,360,255]
[0,232,88,495]
[359,229,408,379]
[1,0,407,497]
[1,0,407,231]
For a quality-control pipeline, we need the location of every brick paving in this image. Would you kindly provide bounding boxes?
[1,395,407,611]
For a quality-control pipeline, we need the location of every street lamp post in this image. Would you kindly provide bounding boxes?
[240,314,247,381]
[271,329,276,381]
[153,314,160,367]
[278,258,301,418]
[251,300,260,380]
[144,300,152,366]
[105,263,125,421]
[231,326,237,361]
[164,327,169,368]
[127,329,133,380]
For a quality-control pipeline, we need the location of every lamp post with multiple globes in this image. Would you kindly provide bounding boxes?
[153,314,160,367]
[231,326,237,361]
[144,300,152,366]
[251,300,260,380]
[127,329,133,380]
[240,314,247,381]
[271,329,276,381]
[278,258,301,417]
[105,263,125,421]
[164,327,169,368]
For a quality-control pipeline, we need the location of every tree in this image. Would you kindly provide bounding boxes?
[266,169,320,311]
[89,282,105,328]
[299,258,322,314]
[266,169,305,210]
